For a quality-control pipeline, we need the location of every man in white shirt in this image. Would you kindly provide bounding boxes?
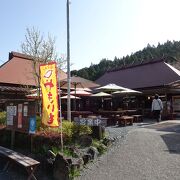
[151,94,163,122]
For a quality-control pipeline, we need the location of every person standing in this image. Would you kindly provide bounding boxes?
[151,94,163,122]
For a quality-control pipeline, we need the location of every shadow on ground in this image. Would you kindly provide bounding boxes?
[145,122,180,133]
[145,121,180,154]
[161,133,180,154]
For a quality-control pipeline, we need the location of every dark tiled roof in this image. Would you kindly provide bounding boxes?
[108,56,179,72]
[9,51,34,61]
[96,61,180,89]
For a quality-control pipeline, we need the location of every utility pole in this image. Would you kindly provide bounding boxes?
[67,0,71,121]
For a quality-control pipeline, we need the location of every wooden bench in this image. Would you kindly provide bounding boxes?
[132,115,143,122]
[0,146,40,180]
[118,116,133,126]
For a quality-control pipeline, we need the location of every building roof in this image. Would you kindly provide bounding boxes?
[96,60,180,89]
[0,52,67,86]
[0,85,30,92]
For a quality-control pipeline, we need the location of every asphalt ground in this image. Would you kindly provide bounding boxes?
[76,120,180,180]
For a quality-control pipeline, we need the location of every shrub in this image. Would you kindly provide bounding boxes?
[62,120,92,143]
[69,168,80,179]
[51,146,78,158]
[36,115,42,130]
[51,146,60,155]
[32,120,93,152]
[73,124,92,137]
[62,120,74,138]
[0,112,6,125]
[92,139,107,155]
[32,133,62,154]
[62,147,74,157]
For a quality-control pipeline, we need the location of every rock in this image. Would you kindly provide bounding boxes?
[46,150,56,165]
[68,146,81,158]
[76,157,84,169]
[53,153,70,180]
[66,158,72,166]
[82,154,92,165]
[102,138,113,146]
[79,135,93,147]
[47,150,56,158]
[71,157,84,170]
[87,146,99,160]
[71,163,79,172]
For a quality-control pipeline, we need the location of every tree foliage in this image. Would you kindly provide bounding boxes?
[21,27,66,113]
[21,27,59,86]
[71,40,180,81]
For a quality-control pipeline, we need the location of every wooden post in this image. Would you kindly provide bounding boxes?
[92,126,102,140]
[11,130,15,149]
[30,134,33,153]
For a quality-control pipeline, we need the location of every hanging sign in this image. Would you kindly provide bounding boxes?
[6,106,15,126]
[29,116,36,134]
[23,105,28,116]
[18,104,23,128]
[7,115,13,126]
[40,62,60,127]
[74,117,107,126]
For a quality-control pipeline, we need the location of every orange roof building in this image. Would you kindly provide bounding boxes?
[0,52,67,110]
[0,51,67,86]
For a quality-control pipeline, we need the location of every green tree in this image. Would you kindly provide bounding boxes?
[71,40,180,81]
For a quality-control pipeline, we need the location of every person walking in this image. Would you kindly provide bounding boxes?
[151,94,163,122]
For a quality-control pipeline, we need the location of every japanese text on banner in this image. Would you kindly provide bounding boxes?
[40,62,59,127]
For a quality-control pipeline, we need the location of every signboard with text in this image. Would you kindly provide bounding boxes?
[74,117,107,127]
[40,62,60,127]
[29,116,36,134]
[6,106,16,126]
[17,104,23,128]
[6,101,36,133]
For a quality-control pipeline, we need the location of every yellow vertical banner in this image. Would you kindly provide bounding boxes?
[40,62,60,127]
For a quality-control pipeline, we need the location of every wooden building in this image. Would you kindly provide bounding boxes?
[96,59,180,118]
[0,52,67,111]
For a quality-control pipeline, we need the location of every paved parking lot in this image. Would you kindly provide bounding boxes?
[76,120,180,180]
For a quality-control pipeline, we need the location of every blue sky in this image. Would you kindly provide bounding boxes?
[1,0,180,70]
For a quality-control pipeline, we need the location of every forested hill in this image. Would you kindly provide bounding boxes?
[71,40,180,81]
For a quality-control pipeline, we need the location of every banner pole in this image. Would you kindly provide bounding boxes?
[67,0,71,121]
[58,70,63,153]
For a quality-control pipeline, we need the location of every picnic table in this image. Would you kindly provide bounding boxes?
[62,111,93,119]
[132,114,143,122]
[0,146,40,180]
[96,110,137,126]
[97,110,137,116]
[118,116,134,126]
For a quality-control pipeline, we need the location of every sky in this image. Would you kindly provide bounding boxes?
[1,0,180,71]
